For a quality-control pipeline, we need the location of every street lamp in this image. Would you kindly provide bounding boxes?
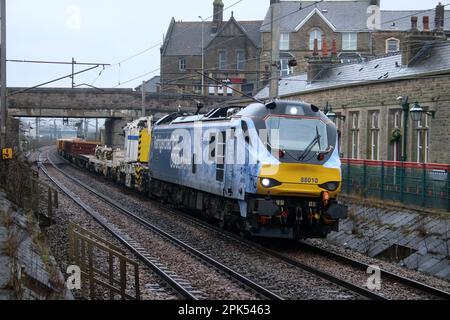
[397,96,437,161]
[199,16,205,96]
[409,101,436,123]
[324,102,346,122]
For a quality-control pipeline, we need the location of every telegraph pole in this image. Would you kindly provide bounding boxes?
[1,0,7,148]
[71,57,75,88]
[141,80,146,117]
[269,0,280,99]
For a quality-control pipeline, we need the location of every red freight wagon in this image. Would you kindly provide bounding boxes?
[62,140,99,156]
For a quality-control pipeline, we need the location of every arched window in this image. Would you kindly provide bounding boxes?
[309,28,322,50]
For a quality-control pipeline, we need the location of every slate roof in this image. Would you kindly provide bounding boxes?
[260,1,375,32]
[380,10,450,31]
[260,1,450,32]
[255,41,450,99]
[162,19,263,56]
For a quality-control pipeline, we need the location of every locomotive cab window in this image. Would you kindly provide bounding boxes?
[266,116,328,153]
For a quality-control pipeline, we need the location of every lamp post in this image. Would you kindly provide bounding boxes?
[397,96,436,162]
[324,102,346,122]
[199,16,205,96]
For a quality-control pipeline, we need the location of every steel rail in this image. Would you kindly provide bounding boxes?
[38,155,199,300]
[53,149,450,300]
[298,241,450,300]
[157,200,450,300]
[46,153,284,301]
[52,150,389,300]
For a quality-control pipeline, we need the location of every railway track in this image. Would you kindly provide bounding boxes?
[152,191,450,300]
[53,148,450,300]
[47,150,391,300]
[39,151,283,301]
[297,241,450,300]
[142,190,450,300]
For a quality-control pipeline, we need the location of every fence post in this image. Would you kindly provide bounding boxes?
[88,243,95,300]
[400,161,405,203]
[447,165,450,212]
[422,163,427,208]
[362,160,367,197]
[120,259,127,300]
[381,161,385,200]
[347,161,351,194]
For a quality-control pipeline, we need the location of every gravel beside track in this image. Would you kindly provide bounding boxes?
[51,149,450,300]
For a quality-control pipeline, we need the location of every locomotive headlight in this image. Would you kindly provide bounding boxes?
[261,178,282,188]
[319,182,340,192]
[289,107,299,115]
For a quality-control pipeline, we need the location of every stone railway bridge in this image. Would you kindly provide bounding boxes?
[7,87,231,146]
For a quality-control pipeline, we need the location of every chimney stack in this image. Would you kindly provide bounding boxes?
[212,0,224,34]
[423,16,430,32]
[307,37,340,83]
[313,38,319,56]
[322,36,329,57]
[410,16,419,31]
[331,39,337,57]
[434,2,445,31]
[402,14,447,66]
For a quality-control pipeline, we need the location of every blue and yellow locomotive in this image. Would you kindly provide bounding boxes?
[149,100,348,240]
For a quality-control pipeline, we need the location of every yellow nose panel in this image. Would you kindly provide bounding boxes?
[257,163,341,198]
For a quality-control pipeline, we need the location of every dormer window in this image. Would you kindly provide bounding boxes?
[309,28,322,50]
[386,38,400,53]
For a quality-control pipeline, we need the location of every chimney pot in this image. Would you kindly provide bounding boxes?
[434,3,445,31]
[322,35,329,57]
[411,16,418,31]
[423,16,430,32]
[332,39,337,57]
[313,38,319,56]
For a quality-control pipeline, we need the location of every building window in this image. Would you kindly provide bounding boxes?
[386,38,400,53]
[236,50,245,70]
[309,29,322,50]
[218,50,227,70]
[193,84,202,94]
[350,112,360,159]
[280,33,290,51]
[280,58,293,76]
[417,114,430,163]
[178,58,186,71]
[342,33,358,51]
[369,111,380,160]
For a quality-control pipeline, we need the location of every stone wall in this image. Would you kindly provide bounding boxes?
[281,74,450,164]
[260,13,373,75]
[7,88,231,118]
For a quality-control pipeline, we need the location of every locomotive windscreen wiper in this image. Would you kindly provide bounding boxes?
[298,126,321,161]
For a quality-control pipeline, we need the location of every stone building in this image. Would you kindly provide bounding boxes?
[135,76,161,93]
[160,0,262,97]
[255,18,450,165]
[259,1,450,79]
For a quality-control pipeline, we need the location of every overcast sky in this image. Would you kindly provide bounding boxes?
[6,0,445,89]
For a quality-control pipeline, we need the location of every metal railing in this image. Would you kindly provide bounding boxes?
[341,159,450,212]
[0,156,58,224]
[68,223,140,300]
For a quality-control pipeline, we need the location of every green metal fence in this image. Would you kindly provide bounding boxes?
[341,159,450,211]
